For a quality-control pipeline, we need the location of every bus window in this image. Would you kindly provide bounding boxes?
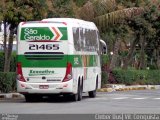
[73,27,80,51]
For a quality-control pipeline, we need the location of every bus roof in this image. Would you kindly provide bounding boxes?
[42,18,98,30]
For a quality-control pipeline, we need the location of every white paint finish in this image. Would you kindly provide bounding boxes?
[153,98,160,100]
[132,97,148,100]
[113,97,129,100]
[17,18,102,95]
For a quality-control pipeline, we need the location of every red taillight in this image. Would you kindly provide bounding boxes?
[62,62,72,82]
[17,62,26,82]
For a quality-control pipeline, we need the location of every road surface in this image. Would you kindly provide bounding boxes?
[0,90,160,114]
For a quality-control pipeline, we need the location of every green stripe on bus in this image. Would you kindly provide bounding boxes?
[59,27,68,40]
[17,55,98,68]
[20,27,68,41]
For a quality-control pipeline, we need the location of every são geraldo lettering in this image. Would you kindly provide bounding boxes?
[24,28,51,40]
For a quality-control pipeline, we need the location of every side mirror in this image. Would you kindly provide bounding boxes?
[102,46,107,54]
[100,39,107,55]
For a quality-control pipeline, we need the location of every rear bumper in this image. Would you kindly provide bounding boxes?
[17,80,74,94]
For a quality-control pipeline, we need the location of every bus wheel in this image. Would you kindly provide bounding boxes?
[88,90,96,98]
[71,92,78,101]
[78,82,83,101]
[25,94,40,102]
[25,94,34,102]
[72,82,82,101]
[89,79,98,98]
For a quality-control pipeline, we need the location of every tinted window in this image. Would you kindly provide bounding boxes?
[73,27,99,52]
[73,28,81,51]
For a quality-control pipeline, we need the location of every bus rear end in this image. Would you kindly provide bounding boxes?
[17,21,74,99]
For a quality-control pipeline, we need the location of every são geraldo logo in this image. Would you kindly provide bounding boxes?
[21,27,63,41]
[24,28,51,41]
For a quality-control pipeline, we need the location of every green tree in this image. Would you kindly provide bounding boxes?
[124,0,159,69]
[48,0,74,18]
[0,0,47,72]
[79,0,144,70]
[145,0,160,69]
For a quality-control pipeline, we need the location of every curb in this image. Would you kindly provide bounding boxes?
[0,85,160,99]
[0,94,5,99]
[98,85,160,92]
[0,93,24,100]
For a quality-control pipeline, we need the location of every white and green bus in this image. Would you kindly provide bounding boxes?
[17,18,104,102]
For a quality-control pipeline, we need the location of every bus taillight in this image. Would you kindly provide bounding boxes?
[62,62,72,82]
[17,62,26,82]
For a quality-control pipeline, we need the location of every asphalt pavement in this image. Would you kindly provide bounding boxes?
[0,89,160,114]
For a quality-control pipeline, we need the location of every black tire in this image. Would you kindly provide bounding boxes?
[89,78,98,98]
[25,94,34,102]
[25,94,40,102]
[63,94,70,101]
[78,82,83,101]
[88,90,96,98]
[71,93,78,101]
[72,81,82,101]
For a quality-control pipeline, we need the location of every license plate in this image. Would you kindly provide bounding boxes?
[39,85,49,89]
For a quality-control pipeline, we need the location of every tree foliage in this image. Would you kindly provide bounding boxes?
[0,0,159,71]
[79,0,160,70]
[0,0,47,72]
